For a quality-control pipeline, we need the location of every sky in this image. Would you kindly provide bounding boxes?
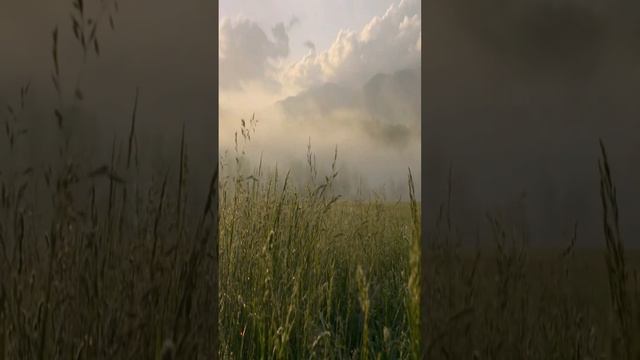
[219,0,422,199]
[220,0,398,61]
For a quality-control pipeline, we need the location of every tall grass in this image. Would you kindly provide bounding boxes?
[218,120,422,359]
[0,2,217,358]
[425,141,640,359]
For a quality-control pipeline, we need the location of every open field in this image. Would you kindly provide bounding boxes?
[218,140,422,358]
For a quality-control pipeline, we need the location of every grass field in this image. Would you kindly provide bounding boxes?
[218,127,422,359]
[1,6,217,356]
[425,142,640,360]
[0,108,218,359]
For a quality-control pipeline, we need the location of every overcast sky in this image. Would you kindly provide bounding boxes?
[219,0,421,199]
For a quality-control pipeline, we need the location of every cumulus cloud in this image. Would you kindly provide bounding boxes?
[276,67,420,148]
[219,17,290,90]
[283,0,420,89]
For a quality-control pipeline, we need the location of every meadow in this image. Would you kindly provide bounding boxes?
[217,118,640,360]
[425,142,640,360]
[7,2,639,359]
[0,3,217,357]
[0,95,218,359]
[218,122,422,359]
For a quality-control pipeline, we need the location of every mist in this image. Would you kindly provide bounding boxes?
[219,67,421,200]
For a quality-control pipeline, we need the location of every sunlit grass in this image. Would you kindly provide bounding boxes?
[218,119,421,359]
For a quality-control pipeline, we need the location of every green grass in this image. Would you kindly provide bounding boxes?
[218,123,421,359]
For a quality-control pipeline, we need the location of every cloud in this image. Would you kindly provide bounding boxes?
[220,99,421,199]
[288,16,300,30]
[276,67,420,148]
[283,0,420,89]
[303,40,316,53]
[218,1,422,198]
[277,82,359,119]
[219,17,290,90]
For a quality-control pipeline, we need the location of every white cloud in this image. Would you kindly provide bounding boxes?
[219,17,290,90]
[218,0,422,198]
[276,67,420,148]
[282,0,420,90]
